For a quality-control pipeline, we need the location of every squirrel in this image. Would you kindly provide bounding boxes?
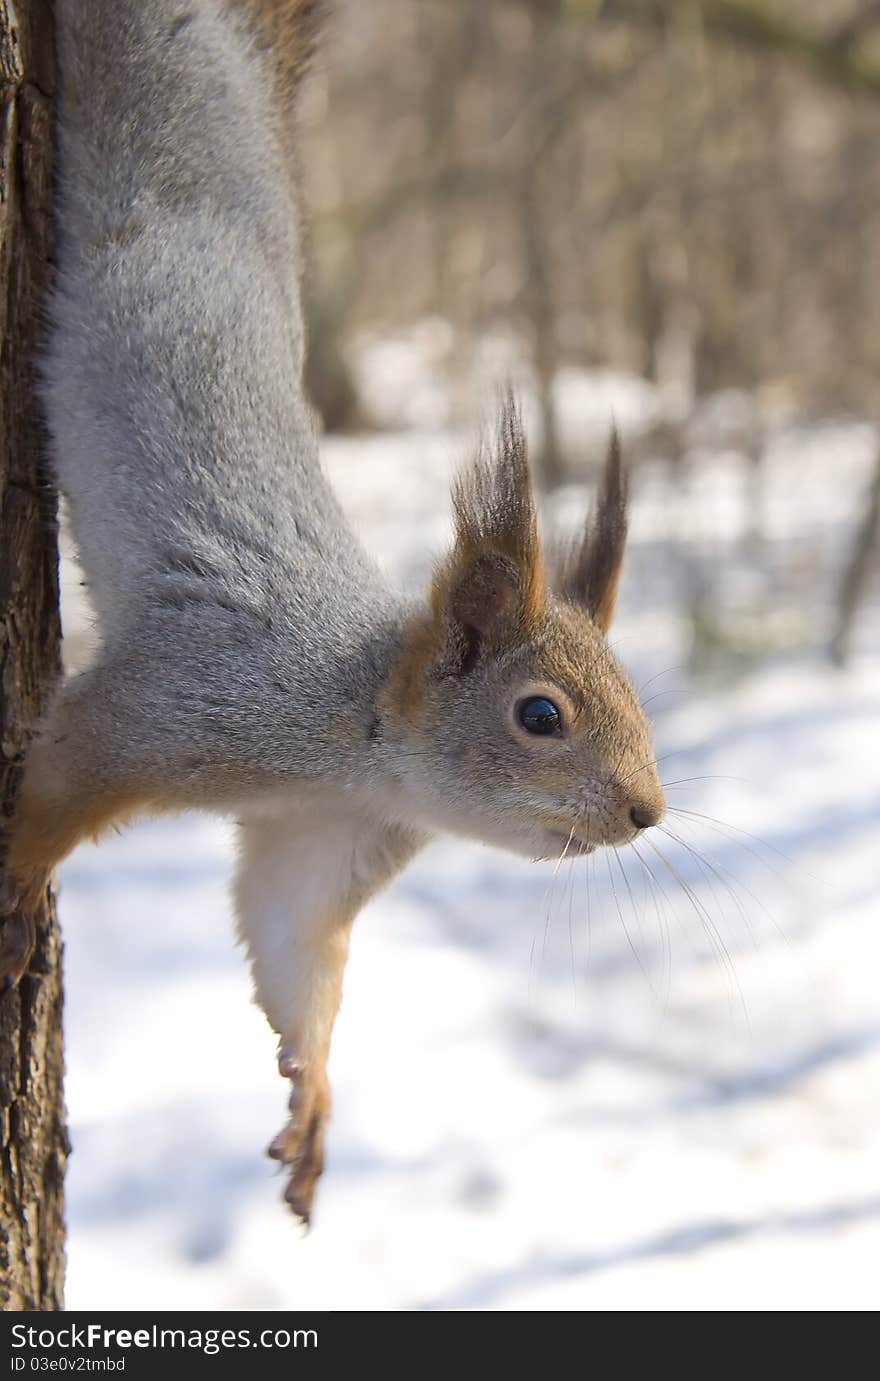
[0,0,665,1224]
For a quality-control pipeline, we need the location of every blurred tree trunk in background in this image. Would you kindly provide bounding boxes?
[831,445,880,666]
[0,0,68,1309]
[303,267,360,433]
[520,0,564,489]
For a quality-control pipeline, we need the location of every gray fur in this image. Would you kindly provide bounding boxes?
[44,0,400,805]
[43,0,662,850]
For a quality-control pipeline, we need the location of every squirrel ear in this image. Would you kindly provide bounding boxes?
[559,426,628,633]
[431,394,546,672]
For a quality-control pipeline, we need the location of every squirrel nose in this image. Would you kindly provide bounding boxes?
[630,803,661,831]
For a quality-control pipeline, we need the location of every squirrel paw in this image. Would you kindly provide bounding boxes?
[268,1067,331,1227]
[0,883,35,989]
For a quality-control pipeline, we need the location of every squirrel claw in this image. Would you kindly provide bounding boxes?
[267,1111,326,1226]
[267,1131,288,1161]
[267,1069,330,1226]
[284,1182,312,1227]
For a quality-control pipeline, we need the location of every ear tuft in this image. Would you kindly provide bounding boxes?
[395,397,546,703]
[558,425,628,632]
[452,395,534,561]
[442,391,546,639]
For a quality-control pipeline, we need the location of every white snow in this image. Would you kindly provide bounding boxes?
[58,373,880,1311]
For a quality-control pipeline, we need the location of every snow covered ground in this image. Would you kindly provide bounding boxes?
[58,389,880,1311]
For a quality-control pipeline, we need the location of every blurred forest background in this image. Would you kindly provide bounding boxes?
[298,0,880,667]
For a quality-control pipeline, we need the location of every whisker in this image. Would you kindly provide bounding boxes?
[566,853,577,1008]
[631,839,674,1006]
[605,847,655,995]
[531,825,576,1005]
[613,843,648,954]
[666,807,812,881]
[583,820,594,986]
[645,835,750,1032]
[659,824,759,951]
[640,689,686,710]
[660,775,750,790]
[663,817,788,944]
[636,664,686,697]
[615,750,680,788]
[614,843,666,1001]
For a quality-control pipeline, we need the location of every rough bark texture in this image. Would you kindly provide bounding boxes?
[0,0,66,1311]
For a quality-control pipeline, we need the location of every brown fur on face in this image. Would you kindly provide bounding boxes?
[397,397,632,716]
[381,398,664,856]
[519,599,665,825]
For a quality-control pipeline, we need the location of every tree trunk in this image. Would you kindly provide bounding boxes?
[0,0,67,1311]
[520,0,564,492]
[830,442,880,668]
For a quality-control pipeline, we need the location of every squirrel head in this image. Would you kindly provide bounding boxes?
[379,397,665,860]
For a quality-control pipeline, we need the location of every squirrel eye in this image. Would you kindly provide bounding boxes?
[518,696,562,737]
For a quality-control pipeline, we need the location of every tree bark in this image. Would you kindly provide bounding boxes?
[0,0,67,1311]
